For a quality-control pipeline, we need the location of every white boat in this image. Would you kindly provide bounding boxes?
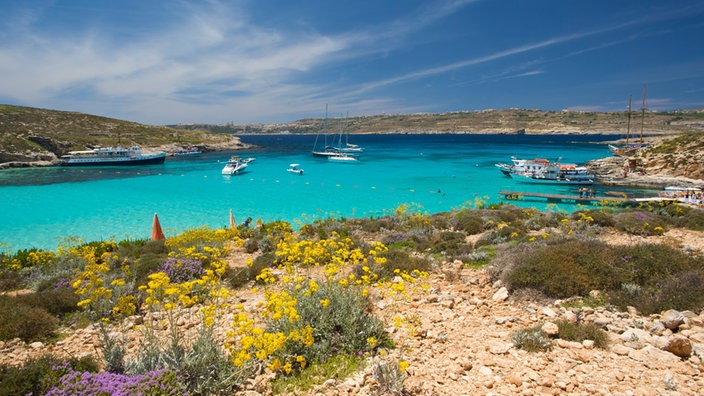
[287,163,304,175]
[328,153,359,163]
[243,157,256,164]
[60,145,166,166]
[312,105,339,157]
[221,156,248,175]
[497,156,594,185]
[336,113,364,153]
[173,145,202,157]
[313,107,364,157]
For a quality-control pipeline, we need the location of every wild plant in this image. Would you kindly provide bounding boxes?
[371,359,410,395]
[511,326,553,352]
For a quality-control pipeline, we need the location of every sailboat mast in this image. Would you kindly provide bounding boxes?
[639,85,646,145]
[626,95,632,145]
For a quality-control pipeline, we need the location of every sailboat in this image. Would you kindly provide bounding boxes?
[336,113,364,153]
[609,85,648,156]
[312,105,342,158]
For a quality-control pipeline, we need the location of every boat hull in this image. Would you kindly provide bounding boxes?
[61,154,166,166]
[513,175,593,185]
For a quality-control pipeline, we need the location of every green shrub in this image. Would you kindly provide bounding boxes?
[371,249,432,280]
[674,207,704,231]
[0,354,99,396]
[428,231,470,255]
[614,211,666,236]
[0,270,24,292]
[268,282,392,364]
[15,286,80,317]
[224,252,274,289]
[428,213,452,230]
[474,224,526,247]
[0,297,58,342]
[130,252,167,286]
[371,360,408,395]
[507,239,618,298]
[511,326,552,352]
[556,320,609,349]
[611,243,697,285]
[177,326,247,395]
[243,238,259,253]
[524,211,567,230]
[271,353,363,394]
[454,211,484,234]
[571,209,615,227]
[610,270,704,315]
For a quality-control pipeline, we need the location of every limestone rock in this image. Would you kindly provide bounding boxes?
[661,309,685,330]
[541,321,559,337]
[661,336,692,358]
[492,287,508,302]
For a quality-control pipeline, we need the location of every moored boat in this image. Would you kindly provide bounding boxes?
[173,145,202,156]
[60,145,166,166]
[328,153,359,163]
[221,156,248,175]
[287,163,304,175]
[497,156,594,185]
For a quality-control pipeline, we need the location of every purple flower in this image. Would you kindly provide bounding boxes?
[158,258,204,283]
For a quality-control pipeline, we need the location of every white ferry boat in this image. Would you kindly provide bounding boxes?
[60,146,166,166]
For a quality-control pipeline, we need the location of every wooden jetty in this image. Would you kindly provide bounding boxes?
[497,190,672,206]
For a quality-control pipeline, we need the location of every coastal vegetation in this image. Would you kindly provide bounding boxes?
[1,199,702,394]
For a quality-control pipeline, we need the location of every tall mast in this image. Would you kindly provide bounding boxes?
[639,85,646,145]
[625,95,632,145]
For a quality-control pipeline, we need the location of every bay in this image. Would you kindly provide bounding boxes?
[0,134,650,251]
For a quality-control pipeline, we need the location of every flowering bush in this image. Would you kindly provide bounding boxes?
[46,368,186,396]
[614,210,666,236]
[158,257,204,283]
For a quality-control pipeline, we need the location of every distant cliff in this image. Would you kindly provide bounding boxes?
[169,108,704,136]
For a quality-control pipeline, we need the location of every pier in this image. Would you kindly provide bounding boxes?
[497,190,655,206]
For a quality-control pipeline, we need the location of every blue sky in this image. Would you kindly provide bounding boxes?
[1,0,703,125]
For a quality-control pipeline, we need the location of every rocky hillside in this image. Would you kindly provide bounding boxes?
[588,131,704,187]
[0,105,246,167]
[172,108,704,135]
[2,226,703,395]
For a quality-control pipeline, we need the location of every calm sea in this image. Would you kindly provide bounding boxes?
[0,134,653,251]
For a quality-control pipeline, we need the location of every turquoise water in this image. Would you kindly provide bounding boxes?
[0,134,650,251]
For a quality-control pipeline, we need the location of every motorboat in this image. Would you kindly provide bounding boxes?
[60,145,166,166]
[287,163,304,175]
[221,156,248,175]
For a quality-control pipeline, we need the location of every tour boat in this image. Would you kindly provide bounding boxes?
[60,145,166,166]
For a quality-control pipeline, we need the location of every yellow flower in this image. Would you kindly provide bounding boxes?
[320,299,330,307]
[399,361,410,372]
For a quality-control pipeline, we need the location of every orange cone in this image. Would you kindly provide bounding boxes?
[151,213,165,240]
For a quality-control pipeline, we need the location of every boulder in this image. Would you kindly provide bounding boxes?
[661,309,685,330]
[661,336,692,358]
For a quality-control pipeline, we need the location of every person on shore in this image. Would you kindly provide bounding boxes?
[243,217,252,227]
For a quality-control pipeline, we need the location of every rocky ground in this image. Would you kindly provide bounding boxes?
[2,224,703,396]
